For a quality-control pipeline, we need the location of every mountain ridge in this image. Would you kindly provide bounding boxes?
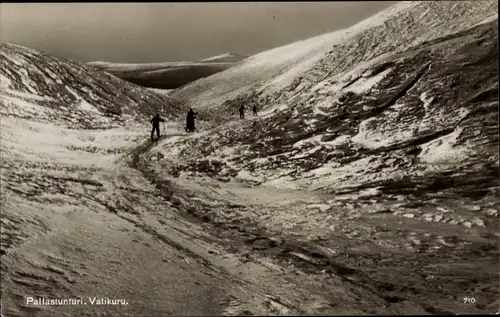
[1,41,184,125]
[172,1,498,114]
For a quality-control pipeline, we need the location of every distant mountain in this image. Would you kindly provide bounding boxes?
[200,52,247,63]
[87,52,247,89]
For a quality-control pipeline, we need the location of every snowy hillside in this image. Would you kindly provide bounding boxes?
[87,52,246,89]
[0,42,225,317]
[173,1,498,112]
[149,3,499,242]
[1,1,499,316]
[1,42,184,123]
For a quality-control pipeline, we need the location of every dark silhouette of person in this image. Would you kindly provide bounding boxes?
[239,105,245,119]
[252,104,258,117]
[186,108,197,132]
[150,113,165,141]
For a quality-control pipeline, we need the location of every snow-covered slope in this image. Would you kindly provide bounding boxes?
[164,0,499,197]
[1,42,184,123]
[153,15,499,206]
[0,41,184,262]
[173,1,498,113]
[0,43,243,316]
[87,52,246,89]
[2,41,385,317]
[146,4,499,312]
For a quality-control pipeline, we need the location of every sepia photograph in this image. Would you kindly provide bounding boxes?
[0,1,498,316]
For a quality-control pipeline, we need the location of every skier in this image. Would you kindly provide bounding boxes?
[150,113,165,141]
[252,104,258,117]
[185,108,197,132]
[239,105,245,119]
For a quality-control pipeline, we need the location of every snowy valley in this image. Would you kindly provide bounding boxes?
[1,1,499,316]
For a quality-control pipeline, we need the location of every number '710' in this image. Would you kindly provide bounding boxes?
[463,297,476,304]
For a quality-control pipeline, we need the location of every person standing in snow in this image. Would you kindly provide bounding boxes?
[186,108,197,132]
[252,104,258,117]
[150,113,165,141]
[239,105,245,119]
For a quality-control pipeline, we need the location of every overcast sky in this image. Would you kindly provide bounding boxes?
[1,2,397,63]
